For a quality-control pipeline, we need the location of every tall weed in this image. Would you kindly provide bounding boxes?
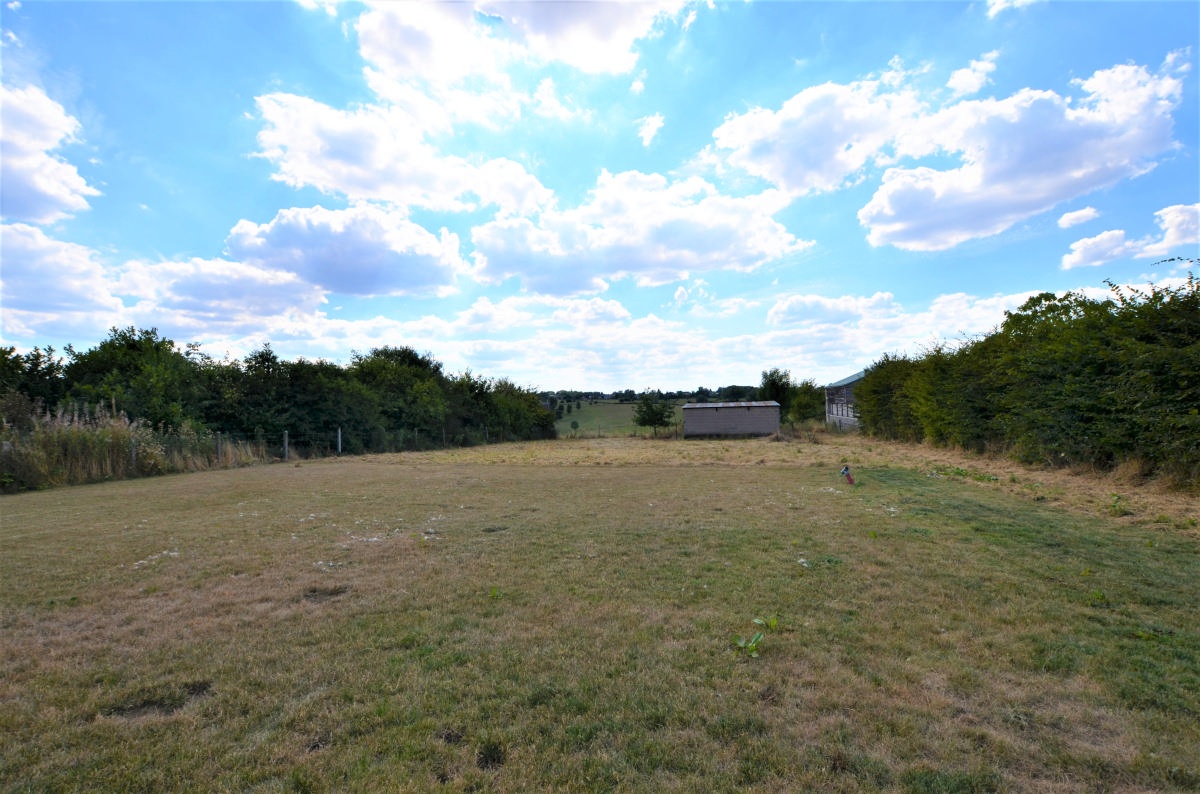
[0,404,263,492]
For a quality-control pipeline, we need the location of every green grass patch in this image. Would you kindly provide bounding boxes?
[555,398,641,437]
[2,440,1198,791]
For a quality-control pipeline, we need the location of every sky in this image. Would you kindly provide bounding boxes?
[1,0,1197,393]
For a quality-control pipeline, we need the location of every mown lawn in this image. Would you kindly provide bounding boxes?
[1,438,1197,792]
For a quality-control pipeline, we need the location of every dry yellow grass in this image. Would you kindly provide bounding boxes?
[1,433,1197,792]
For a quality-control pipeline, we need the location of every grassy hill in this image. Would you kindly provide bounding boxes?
[555,399,644,437]
[2,435,1197,792]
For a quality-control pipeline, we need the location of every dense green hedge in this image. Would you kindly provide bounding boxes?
[1,334,557,490]
[855,274,1199,487]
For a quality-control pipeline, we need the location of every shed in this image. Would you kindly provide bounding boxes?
[825,370,864,430]
[682,401,780,438]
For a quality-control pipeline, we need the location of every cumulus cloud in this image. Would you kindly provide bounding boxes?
[712,78,923,196]
[352,1,691,128]
[1062,203,1200,269]
[1137,203,1200,259]
[0,223,122,338]
[711,49,1186,253]
[1,223,119,313]
[118,256,323,318]
[861,56,1186,250]
[1058,207,1100,228]
[355,3,514,90]
[636,113,664,146]
[225,204,470,296]
[947,50,999,97]
[255,93,553,216]
[1061,230,1136,270]
[496,0,691,75]
[471,170,810,294]
[763,288,1038,380]
[532,78,587,121]
[766,292,901,327]
[987,0,1043,18]
[0,84,100,224]
[293,0,340,16]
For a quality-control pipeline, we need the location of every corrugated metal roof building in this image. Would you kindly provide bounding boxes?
[682,401,780,438]
[825,370,865,429]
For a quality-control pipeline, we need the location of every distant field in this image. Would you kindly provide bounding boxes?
[555,399,642,437]
[554,399,693,438]
[2,435,1197,792]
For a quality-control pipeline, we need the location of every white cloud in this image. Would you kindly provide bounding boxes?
[986,0,1043,19]
[1058,207,1100,228]
[471,170,809,294]
[294,0,339,16]
[225,204,471,297]
[1137,203,1199,259]
[108,256,335,358]
[1061,230,1135,270]
[670,281,760,318]
[254,93,553,216]
[1062,203,1200,269]
[690,297,761,319]
[485,0,691,75]
[0,84,100,224]
[117,257,321,315]
[353,1,692,129]
[947,50,999,98]
[710,50,1190,253]
[636,113,664,146]
[0,223,122,339]
[763,288,1038,380]
[355,3,515,90]
[533,78,586,121]
[712,77,923,196]
[766,292,900,327]
[861,56,1186,251]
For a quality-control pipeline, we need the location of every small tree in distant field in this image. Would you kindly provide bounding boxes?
[633,390,675,437]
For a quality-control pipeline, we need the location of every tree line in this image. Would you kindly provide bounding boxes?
[853,274,1199,487]
[1,328,557,458]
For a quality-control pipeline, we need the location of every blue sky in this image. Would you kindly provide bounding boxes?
[2,0,1197,392]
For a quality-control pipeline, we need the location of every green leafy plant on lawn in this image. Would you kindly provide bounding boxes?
[733,631,765,658]
[753,615,779,632]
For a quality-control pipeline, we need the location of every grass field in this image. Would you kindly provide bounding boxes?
[2,435,1198,792]
[555,400,646,438]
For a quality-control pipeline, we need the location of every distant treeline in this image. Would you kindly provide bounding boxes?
[854,274,1199,487]
[1,333,556,490]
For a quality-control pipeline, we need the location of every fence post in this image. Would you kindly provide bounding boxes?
[283,431,289,461]
[131,436,137,472]
[337,427,342,455]
[216,431,222,465]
